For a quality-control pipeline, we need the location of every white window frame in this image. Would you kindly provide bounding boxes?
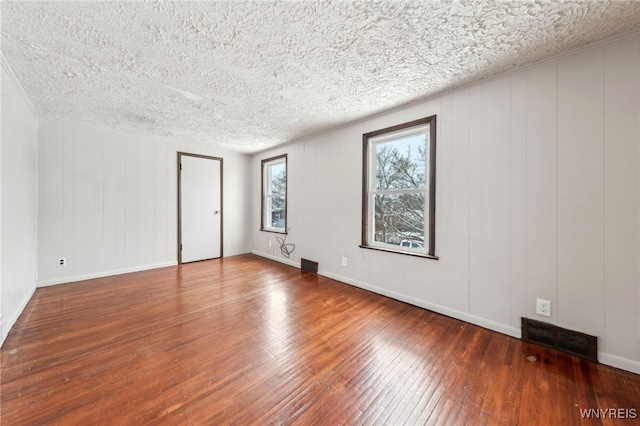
[261,154,287,233]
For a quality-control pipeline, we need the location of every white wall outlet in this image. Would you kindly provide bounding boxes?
[536,298,551,317]
[268,239,272,247]
[58,257,66,267]
[341,257,348,267]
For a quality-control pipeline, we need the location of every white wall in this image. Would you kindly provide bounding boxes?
[37,119,251,286]
[1,56,38,345]
[251,34,640,374]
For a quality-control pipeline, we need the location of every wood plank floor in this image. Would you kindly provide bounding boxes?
[2,254,639,425]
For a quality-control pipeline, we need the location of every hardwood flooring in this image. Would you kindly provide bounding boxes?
[2,254,639,425]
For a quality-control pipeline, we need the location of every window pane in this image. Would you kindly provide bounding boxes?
[373,192,425,247]
[261,154,287,232]
[268,162,286,196]
[362,115,435,257]
[268,196,285,228]
[375,133,426,191]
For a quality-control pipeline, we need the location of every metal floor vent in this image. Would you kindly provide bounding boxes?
[300,258,318,274]
[522,317,598,362]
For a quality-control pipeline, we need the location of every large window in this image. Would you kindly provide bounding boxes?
[361,116,437,258]
[261,154,287,233]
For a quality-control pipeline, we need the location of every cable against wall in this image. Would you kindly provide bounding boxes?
[276,229,295,258]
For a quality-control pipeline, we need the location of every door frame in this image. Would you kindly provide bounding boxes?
[177,152,224,264]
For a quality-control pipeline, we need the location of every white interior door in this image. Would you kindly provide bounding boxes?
[179,154,222,263]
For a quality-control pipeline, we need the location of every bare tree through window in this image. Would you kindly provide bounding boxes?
[362,116,436,257]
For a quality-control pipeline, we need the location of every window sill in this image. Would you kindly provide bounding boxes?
[359,245,439,260]
[260,228,287,235]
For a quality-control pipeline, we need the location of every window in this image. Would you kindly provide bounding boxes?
[361,116,437,258]
[261,154,287,233]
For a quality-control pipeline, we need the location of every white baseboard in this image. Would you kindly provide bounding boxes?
[599,352,640,375]
[249,254,640,375]
[31,253,640,376]
[319,270,522,339]
[2,284,36,347]
[36,261,178,287]
[250,251,521,338]
[250,250,300,269]
[321,270,640,375]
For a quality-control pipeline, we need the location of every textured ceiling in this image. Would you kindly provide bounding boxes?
[2,1,640,153]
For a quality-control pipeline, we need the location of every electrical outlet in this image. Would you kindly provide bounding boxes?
[58,257,66,267]
[341,257,348,267]
[536,298,551,317]
[268,239,272,247]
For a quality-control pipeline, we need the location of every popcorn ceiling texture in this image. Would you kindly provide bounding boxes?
[2,1,640,153]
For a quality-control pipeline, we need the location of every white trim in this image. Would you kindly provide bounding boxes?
[252,29,640,157]
[507,28,640,76]
[251,251,520,337]
[36,261,178,287]
[1,285,36,347]
[598,352,640,375]
[319,268,640,374]
[320,270,521,338]
[0,52,38,117]
[370,123,429,145]
[251,250,300,269]
[252,254,640,375]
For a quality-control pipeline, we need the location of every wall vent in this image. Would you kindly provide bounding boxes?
[300,258,318,273]
[522,317,598,362]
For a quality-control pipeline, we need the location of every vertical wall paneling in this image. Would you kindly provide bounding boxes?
[154,141,169,264]
[36,122,41,280]
[338,129,360,270]
[102,129,118,271]
[0,78,2,339]
[480,78,511,325]
[227,152,252,258]
[1,70,3,339]
[330,135,346,271]
[510,72,527,328]
[124,135,138,268]
[557,48,605,337]
[63,125,75,276]
[1,60,38,345]
[284,145,299,262]
[115,134,127,270]
[300,140,317,264]
[421,99,443,303]
[468,85,483,316]
[39,121,64,280]
[439,95,454,308]
[167,147,177,260]
[137,138,156,267]
[73,125,95,276]
[303,141,322,263]
[37,119,251,286]
[603,37,640,360]
[525,62,558,322]
[93,128,104,272]
[450,89,470,313]
[314,136,335,270]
